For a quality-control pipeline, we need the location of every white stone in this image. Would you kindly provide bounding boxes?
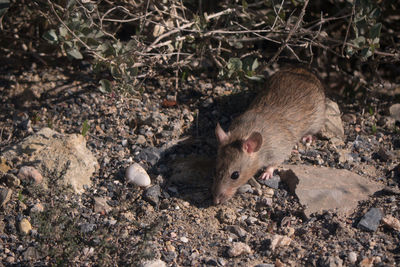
[227,242,252,257]
[141,259,166,267]
[348,251,358,264]
[125,163,151,187]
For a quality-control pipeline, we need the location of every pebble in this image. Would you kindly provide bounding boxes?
[359,257,374,267]
[121,139,128,147]
[227,242,252,257]
[246,216,258,225]
[264,188,274,198]
[382,215,400,231]
[30,203,44,213]
[258,175,280,189]
[270,234,292,251]
[136,147,161,165]
[180,236,189,243]
[377,147,395,162]
[18,218,32,235]
[23,246,39,261]
[389,103,400,121]
[228,225,247,238]
[93,197,112,214]
[141,259,167,267]
[357,207,382,232]
[342,113,357,123]
[80,223,96,233]
[0,187,12,207]
[18,166,43,184]
[254,264,275,267]
[348,251,358,264]
[143,185,162,206]
[237,184,252,194]
[125,163,151,187]
[136,135,146,145]
[3,173,20,188]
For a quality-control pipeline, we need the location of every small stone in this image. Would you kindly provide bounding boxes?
[80,223,96,233]
[136,135,147,145]
[23,246,39,261]
[322,256,343,267]
[377,147,395,162]
[270,234,292,251]
[180,236,189,243]
[18,166,43,184]
[0,187,12,207]
[136,147,161,166]
[143,185,162,206]
[0,157,11,173]
[348,251,358,264]
[94,197,112,214]
[258,175,280,189]
[125,163,151,187]
[254,264,274,267]
[216,208,237,224]
[30,203,44,213]
[227,242,252,257]
[342,113,357,123]
[246,216,258,225]
[359,257,374,267]
[140,259,167,267]
[18,218,32,235]
[121,139,128,147]
[382,215,400,231]
[237,184,252,194]
[228,225,247,238]
[389,103,400,121]
[358,207,382,232]
[3,173,20,188]
[5,256,15,263]
[264,188,274,198]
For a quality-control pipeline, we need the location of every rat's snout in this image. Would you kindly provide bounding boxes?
[212,185,236,205]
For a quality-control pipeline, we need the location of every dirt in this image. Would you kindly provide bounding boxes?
[0,62,399,266]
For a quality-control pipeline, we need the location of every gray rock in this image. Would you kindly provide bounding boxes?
[279,165,383,217]
[348,251,358,264]
[144,185,162,206]
[237,184,252,194]
[140,259,166,267]
[136,147,161,165]
[3,173,20,188]
[228,225,247,238]
[93,197,112,214]
[258,175,280,189]
[377,147,395,162]
[2,128,98,194]
[23,247,39,261]
[318,256,343,267]
[254,264,275,267]
[358,208,383,232]
[80,223,96,233]
[0,188,12,207]
[389,103,400,121]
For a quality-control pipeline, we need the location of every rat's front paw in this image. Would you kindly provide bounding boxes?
[259,166,275,180]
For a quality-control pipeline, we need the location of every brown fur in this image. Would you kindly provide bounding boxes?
[213,67,326,204]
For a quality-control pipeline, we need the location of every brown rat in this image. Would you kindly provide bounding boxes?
[212,67,326,205]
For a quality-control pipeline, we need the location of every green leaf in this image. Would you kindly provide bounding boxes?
[351,36,366,48]
[81,120,90,137]
[67,48,83,59]
[245,75,264,81]
[369,23,382,39]
[43,29,58,44]
[59,26,68,38]
[252,58,259,71]
[227,58,242,71]
[99,79,112,93]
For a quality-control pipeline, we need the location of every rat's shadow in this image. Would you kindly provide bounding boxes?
[151,81,261,208]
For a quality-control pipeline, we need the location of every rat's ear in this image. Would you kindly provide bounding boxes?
[243,132,262,153]
[215,123,229,144]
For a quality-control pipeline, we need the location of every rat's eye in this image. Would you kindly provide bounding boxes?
[231,171,240,180]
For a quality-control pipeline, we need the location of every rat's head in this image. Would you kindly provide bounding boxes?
[212,123,262,205]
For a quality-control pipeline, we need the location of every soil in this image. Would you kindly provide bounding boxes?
[0,62,399,266]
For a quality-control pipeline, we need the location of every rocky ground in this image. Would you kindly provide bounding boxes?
[0,63,399,267]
